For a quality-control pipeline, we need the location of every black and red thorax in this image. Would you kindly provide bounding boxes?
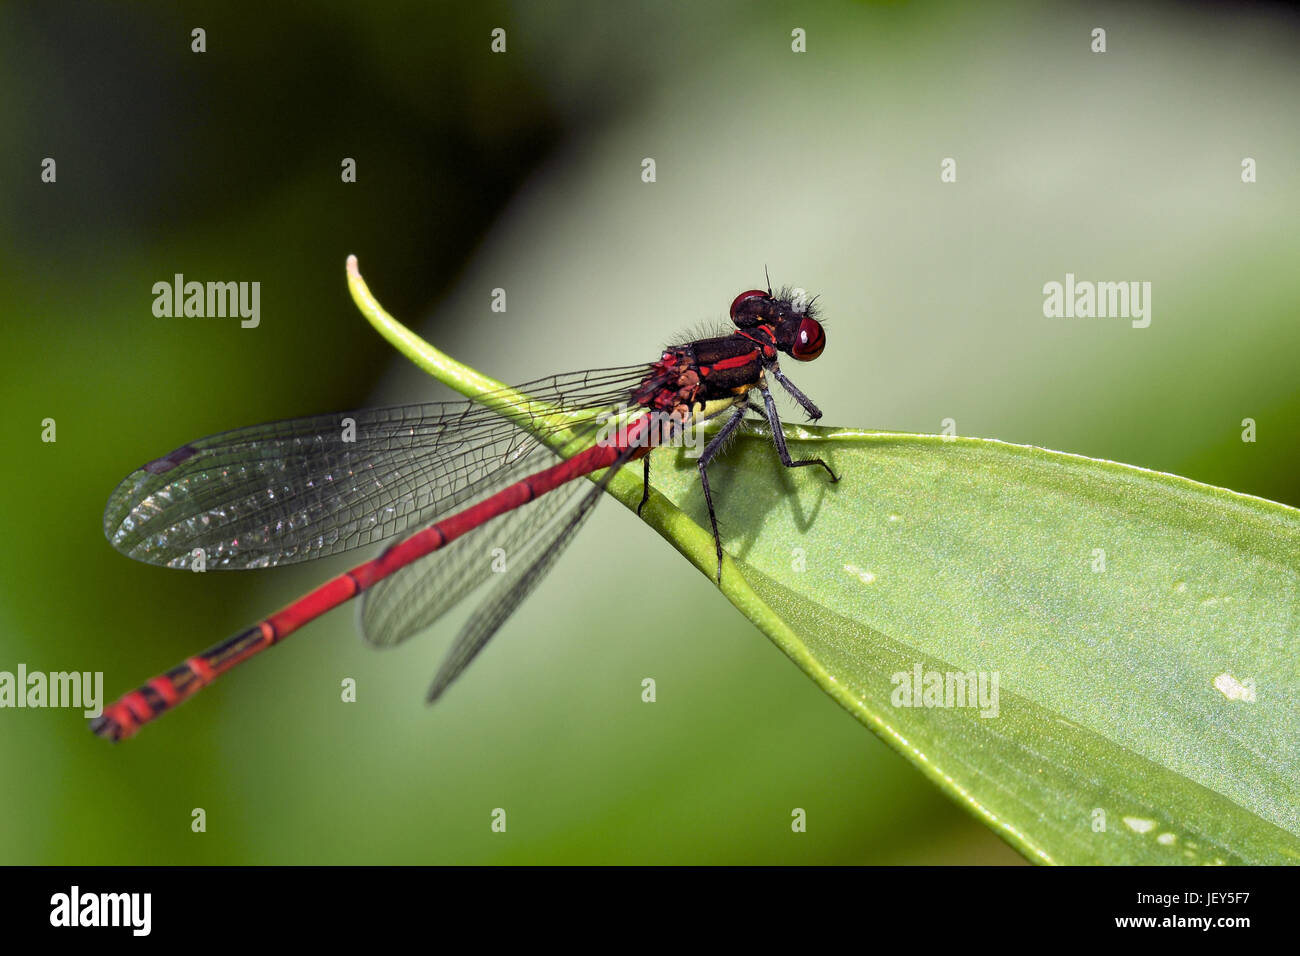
[632,334,768,420]
[630,286,826,423]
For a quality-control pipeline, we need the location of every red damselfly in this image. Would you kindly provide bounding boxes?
[91,277,836,740]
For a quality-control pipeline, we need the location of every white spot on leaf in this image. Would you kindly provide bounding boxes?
[1123,816,1156,834]
[844,563,877,584]
[1213,673,1255,702]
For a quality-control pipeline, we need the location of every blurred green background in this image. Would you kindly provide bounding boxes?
[1,0,1296,864]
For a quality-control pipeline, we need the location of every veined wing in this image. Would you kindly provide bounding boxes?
[422,474,611,702]
[104,366,650,570]
[358,458,588,648]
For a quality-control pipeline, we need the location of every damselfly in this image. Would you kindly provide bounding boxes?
[92,276,836,740]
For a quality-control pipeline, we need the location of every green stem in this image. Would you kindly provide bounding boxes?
[345,254,707,555]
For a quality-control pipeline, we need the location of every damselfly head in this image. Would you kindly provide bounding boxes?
[729,286,826,362]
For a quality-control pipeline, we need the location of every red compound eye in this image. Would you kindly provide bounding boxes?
[729,289,769,323]
[790,317,825,361]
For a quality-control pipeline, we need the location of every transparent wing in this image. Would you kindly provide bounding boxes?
[103,366,649,570]
[426,474,610,703]
[358,457,587,648]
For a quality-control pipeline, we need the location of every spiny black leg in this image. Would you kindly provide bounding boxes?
[769,364,823,421]
[697,403,750,583]
[759,383,839,483]
[637,454,651,516]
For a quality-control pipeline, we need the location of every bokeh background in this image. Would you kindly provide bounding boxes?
[1,0,1297,864]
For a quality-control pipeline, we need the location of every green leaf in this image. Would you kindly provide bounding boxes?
[347,257,1300,865]
[647,425,1300,865]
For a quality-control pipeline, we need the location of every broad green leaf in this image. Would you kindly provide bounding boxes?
[646,425,1300,865]
[348,257,1300,865]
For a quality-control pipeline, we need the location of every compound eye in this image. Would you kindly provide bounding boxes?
[791,317,825,361]
[729,289,769,324]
